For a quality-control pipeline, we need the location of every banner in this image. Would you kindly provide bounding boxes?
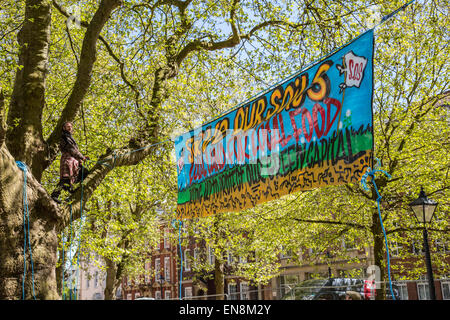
[175,29,374,219]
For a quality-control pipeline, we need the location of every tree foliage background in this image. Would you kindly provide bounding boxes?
[0,0,448,300]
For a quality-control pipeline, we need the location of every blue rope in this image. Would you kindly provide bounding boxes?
[361,160,396,300]
[69,204,73,300]
[171,219,183,300]
[61,230,66,300]
[16,161,36,300]
[74,166,86,300]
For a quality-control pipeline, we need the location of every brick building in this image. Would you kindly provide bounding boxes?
[121,220,449,300]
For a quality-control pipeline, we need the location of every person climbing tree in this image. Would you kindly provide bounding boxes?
[51,122,89,204]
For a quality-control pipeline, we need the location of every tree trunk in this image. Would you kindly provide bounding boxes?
[104,257,119,300]
[372,209,387,300]
[0,145,61,299]
[214,257,225,300]
[6,0,51,181]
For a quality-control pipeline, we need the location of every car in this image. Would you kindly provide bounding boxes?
[281,278,400,300]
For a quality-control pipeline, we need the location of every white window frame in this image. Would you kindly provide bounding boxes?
[94,271,99,288]
[184,249,191,271]
[164,256,171,282]
[164,228,170,249]
[165,290,171,300]
[396,283,408,300]
[441,281,450,300]
[240,282,249,300]
[208,245,215,266]
[227,250,235,265]
[389,240,402,257]
[184,287,193,299]
[417,282,430,300]
[228,283,238,300]
[155,258,161,279]
[155,291,161,300]
[194,248,199,267]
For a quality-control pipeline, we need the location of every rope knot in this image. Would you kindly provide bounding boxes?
[360,158,392,192]
[16,161,28,173]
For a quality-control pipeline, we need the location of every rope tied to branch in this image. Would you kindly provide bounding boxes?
[361,159,396,300]
[15,161,36,300]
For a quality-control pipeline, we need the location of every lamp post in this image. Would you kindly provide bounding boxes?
[157,274,165,299]
[408,187,438,300]
[326,251,332,278]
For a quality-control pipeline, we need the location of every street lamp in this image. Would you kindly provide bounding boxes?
[408,187,438,300]
[326,251,332,278]
[158,274,165,299]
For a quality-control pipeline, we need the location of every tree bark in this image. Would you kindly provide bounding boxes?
[214,257,225,300]
[104,257,119,300]
[6,0,51,180]
[0,145,61,299]
[372,209,387,300]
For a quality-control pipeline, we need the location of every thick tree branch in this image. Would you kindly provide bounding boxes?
[386,227,450,235]
[61,142,165,225]
[293,217,368,231]
[53,0,145,128]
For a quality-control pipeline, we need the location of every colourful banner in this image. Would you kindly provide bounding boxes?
[175,29,374,219]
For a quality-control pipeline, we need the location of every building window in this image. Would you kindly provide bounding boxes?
[193,248,199,267]
[86,276,90,288]
[164,257,171,282]
[164,228,170,249]
[441,281,450,300]
[126,293,132,300]
[240,282,249,300]
[228,283,238,300]
[436,238,449,253]
[227,250,236,265]
[185,287,193,299]
[342,237,356,250]
[389,240,402,257]
[145,262,150,283]
[207,246,215,266]
[417,282,430,300]
[184,249,191,271]
[280,248,293,260]
[155,291,161,300]
[165,290,171,300]
[411,241,424,255]
[155,258,161,279]
[94,271,99,288]
[397,283,408,300]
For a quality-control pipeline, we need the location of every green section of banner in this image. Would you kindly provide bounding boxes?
[178,125,372,205]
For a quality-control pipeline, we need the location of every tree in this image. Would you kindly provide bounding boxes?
[2,0,389,300]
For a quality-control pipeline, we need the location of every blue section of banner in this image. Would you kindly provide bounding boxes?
[175,29,374,192]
